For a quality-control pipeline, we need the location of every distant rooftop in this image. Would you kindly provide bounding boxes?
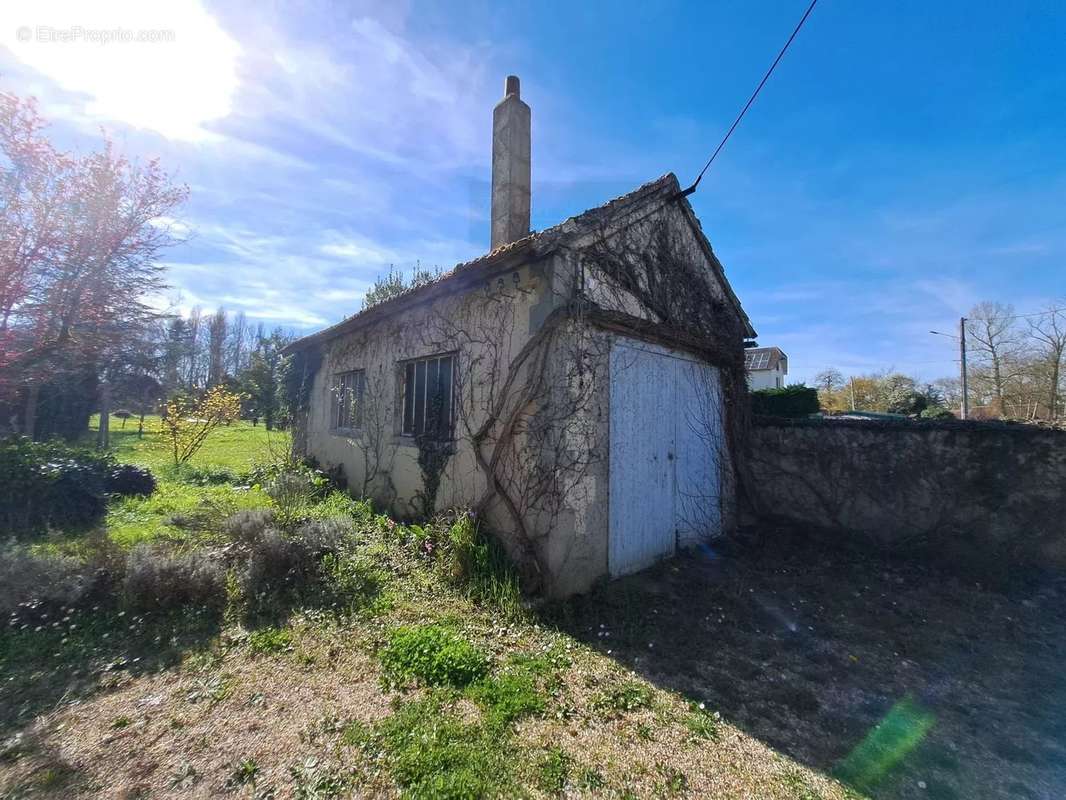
[744,346,787,371]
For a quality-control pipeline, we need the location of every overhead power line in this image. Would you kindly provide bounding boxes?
[682,0,819,196]
[1000,306,1066,321]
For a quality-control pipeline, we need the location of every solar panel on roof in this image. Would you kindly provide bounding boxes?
[746,351,771,370]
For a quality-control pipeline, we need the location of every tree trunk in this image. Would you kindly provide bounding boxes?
[23,383,39,440]
[97,380,111,449]
[1049,358,1062,420]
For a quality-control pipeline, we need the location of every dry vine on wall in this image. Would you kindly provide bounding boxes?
[297,197,751,589]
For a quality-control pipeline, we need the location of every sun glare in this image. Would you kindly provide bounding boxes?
[0,0,241,141]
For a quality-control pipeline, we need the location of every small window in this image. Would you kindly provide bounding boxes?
[400,354,454,438]
[331,369,366,430]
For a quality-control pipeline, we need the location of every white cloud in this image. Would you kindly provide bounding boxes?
[0,0,240,141]
[318,234,403,264]
[229,13,489,170]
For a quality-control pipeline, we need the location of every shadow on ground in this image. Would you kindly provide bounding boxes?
[0,604,221,739]
[552,537,1066,800]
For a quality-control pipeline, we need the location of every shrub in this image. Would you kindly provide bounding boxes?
[240,528,305,615]
[380,624,489,688]
[123,544,226,614]
[224,509,276,545]
[432,512,524,617]
[887,389,929,415]
[106,464,156,497]
[0,437,113,534]
[920,406,956,421]
[175,464,238,486]
[0,544,108,619]
[266,470,331,524]
[751,385,820,418]
[316,552,385,613]
[295,517,355,558]
[159,386,242,466]
[237,517,358,619]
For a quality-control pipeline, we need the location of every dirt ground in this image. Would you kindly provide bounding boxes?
[558,536,1066,800]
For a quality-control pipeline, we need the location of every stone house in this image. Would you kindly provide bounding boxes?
[286,76,755,597]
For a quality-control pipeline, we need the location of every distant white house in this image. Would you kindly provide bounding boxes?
[745,346,788,390]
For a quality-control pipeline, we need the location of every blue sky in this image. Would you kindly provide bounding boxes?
[1,1,1063,385]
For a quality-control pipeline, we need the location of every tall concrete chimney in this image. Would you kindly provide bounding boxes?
[490,75,531,250]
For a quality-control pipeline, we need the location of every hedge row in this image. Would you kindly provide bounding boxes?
[750,385,820,418]
[0,437,156,536]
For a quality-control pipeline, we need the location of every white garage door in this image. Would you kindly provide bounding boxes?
[608,340,725,578]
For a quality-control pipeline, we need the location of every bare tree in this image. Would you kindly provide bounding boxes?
[1028,304,1066,420]
[206,306,227,387]
[183,306,204,389]
[815,367,844,394]
[227,310,249,376]
[966,302,1019,414]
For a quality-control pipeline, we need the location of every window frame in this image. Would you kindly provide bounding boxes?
[330,368,367,434]
[398,353,457,440]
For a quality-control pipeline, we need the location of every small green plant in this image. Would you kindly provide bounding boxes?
[247,626,294,655]
[340,720,374,749]
[780,769,824,800]
[186,674,233,705]
[228,757,260,787]
[439,512,525,617]
[577,766,606,791]
[683,703,720,741]
[466,671,545,726]
[267,470,321,525]
[379,624,489,688]
[635,721,655,741]
[289,759,350,799]
[657,763,688,796]
[111,715,133,729]
[537,746,572,795]
[37,765,72,788]
[376,694,514,798]
[317,552,385,614]
[169,761,198,790]
[591,680,653,715]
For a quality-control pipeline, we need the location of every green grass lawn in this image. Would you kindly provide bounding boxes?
[2,417,868,800]
[91,413,290,473]
[89,414,290,547]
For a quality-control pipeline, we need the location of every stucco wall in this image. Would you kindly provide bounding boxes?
[307,262,543,519]
[746,417,1066,578]
[747,367,786,391]
[297,178,747,597]
[303,260,615,597]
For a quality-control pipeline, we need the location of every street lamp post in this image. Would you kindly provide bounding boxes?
[930,318,968,420]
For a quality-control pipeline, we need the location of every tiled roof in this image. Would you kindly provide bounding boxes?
[744,346,786,371]
[286,172,752,351]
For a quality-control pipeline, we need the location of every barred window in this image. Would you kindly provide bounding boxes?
[331,369,366,430]
[400,354,454,438]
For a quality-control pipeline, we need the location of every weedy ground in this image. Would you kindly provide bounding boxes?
[3,418,1061,799]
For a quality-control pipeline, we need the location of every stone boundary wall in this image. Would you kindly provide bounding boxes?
[745,417,1066,579]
